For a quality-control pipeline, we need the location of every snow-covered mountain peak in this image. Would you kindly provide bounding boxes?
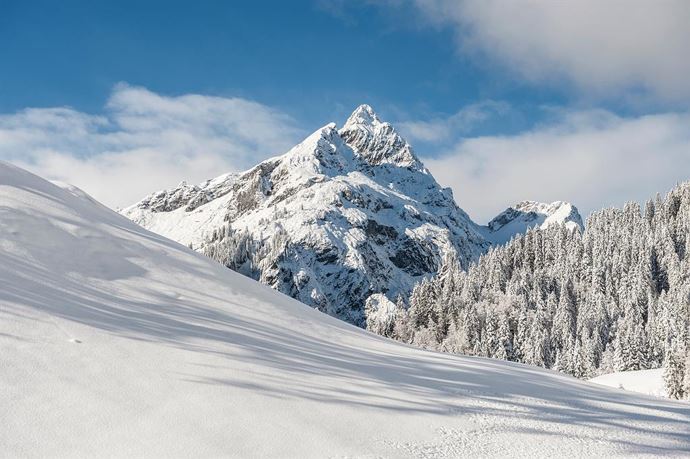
[123,108,489,326]
[481,200,584,244]
[339,104,420,169]
[513,200,583,230]
[122,103,586,324]
[343,104,381,129]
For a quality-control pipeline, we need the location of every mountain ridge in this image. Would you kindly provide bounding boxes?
[123,105,578,325]
[124,107,488,325]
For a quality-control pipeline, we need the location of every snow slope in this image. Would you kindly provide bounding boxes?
[123,105,488,326]
[590,369,667,398]
[3,162,690,457]
[481,200,584,244]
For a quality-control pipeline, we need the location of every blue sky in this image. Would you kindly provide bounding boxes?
[1,0,551,130]
[2,1,690,221]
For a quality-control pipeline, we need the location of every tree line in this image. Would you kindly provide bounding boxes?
[370,183,690,399]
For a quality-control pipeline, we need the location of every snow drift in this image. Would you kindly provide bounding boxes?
[590,369,667,398]
[2,161,690,457]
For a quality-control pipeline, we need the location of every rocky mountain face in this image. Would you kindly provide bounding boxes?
[481,200,583,244]
[123,105,489,326]
[123,106,583,326]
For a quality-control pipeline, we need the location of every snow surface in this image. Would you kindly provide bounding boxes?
[481,200,584,244]
[590,369,667,398]
[3,161,690,457]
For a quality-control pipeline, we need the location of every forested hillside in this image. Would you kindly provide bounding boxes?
[373,183,690,398]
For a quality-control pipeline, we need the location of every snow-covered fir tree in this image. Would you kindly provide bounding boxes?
[382,183,690,398]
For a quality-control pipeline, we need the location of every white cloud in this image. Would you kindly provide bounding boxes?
[6,83,690,229]
[397,101,510,143]
[0,84,304,208]
[411,0,690,103]
[422,109,690,223]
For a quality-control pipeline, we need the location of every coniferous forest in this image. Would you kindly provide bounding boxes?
[374,183,690,398]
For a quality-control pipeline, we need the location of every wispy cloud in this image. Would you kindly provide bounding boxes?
[409,0,690,105]
[422,109,690,222]
[5,83,690,227]
[0,84,304,208]
[397,101,511,144]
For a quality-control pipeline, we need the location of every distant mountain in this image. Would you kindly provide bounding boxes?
[481,200,583,244]
[123,105,489,326]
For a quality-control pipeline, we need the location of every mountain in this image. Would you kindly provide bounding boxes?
[3,161,690,456]
[481,200,583,244]
[123,105,489,326]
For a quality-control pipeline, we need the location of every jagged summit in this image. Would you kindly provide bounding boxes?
[343,104,381,129]
[267,122,354,177]
[339,104,420,169]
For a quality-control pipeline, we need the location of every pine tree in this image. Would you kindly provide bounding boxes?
[391,182,690,391]
[495,312,513,361]
[482,307,500,358]
[683,352,690,400]
[513,306,529,361]
[664,339,686,399]
[392,304,414,343]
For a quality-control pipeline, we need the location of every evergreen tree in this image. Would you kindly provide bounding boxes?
[256,181,690,388]
[664,338,686,399]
